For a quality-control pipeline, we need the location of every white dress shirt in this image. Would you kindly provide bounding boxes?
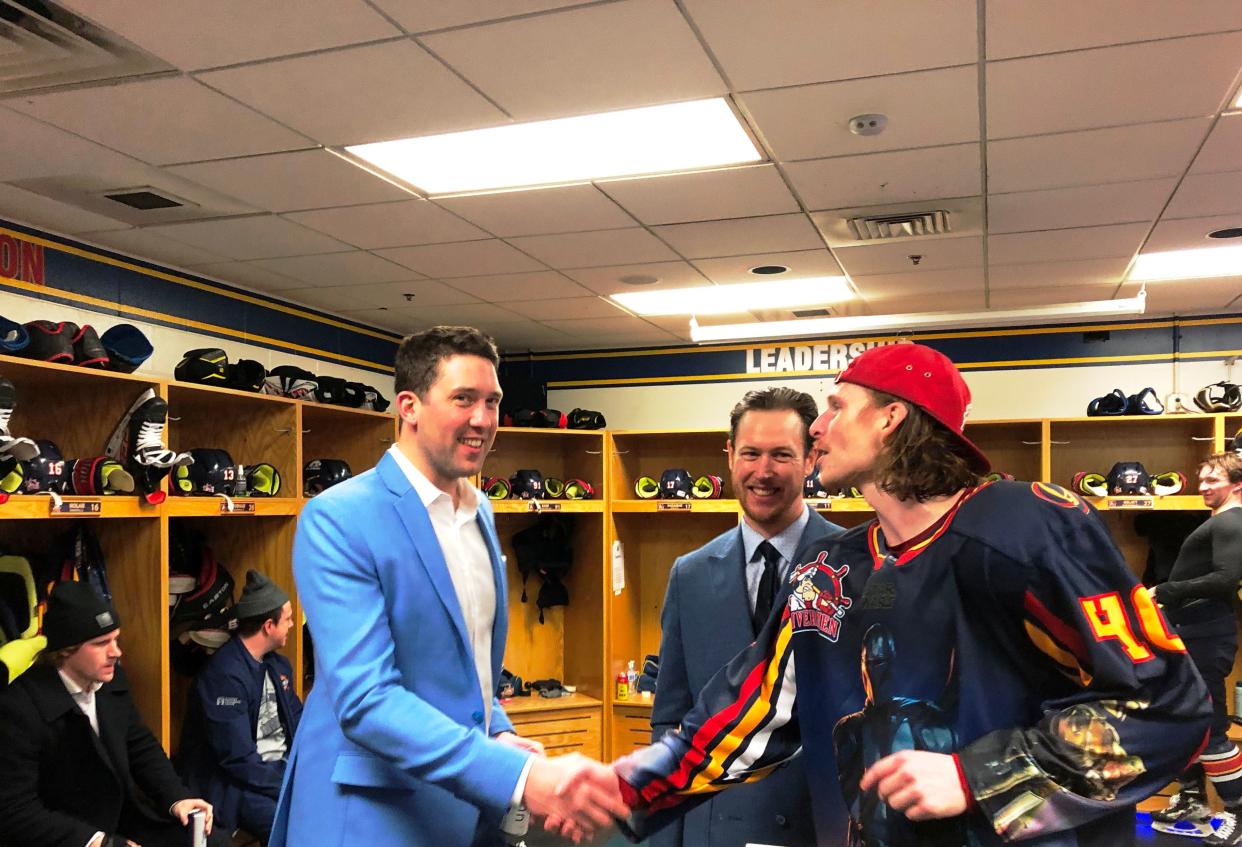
[388,445,497,730]
[58,669,103,735]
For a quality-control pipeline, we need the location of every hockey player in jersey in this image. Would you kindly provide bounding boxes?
[1149,451,1242,844]
[610,343,1210,847]
[834,623,967,847]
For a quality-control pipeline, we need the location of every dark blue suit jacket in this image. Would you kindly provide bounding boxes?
[651,508,841,847]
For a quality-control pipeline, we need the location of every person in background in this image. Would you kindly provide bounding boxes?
[0,581,226,847]
[1149,452,1242,845]
[270,325,626,847]
[651,386,841,847]
[610,343,1210,847]
[178,569,303,845]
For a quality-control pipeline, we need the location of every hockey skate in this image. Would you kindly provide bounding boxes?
[104,389,192,503]
[1207,811,1242,846]
[1151,790,1214,838]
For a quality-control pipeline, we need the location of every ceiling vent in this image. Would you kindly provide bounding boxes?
[0,0,172,95]
[848,210,950,241]
[103,188,185,211]
[812,197,983,249]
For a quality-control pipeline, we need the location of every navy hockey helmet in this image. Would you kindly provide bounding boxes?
[304,459,352,496]
[659,468,694,500]
[172,448,238,496]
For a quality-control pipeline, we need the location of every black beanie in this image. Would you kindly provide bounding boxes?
[233,570,289,620]
[44,581,120,651]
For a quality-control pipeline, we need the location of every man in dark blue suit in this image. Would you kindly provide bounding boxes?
[652,387,842,847]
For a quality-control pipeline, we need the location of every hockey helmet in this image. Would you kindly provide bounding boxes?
[510,469,545,500]
[17,439,68,495]
[172,448,238,496]
[804,470,830,499]
[659,468,694,499]
[1106,461,1152,496]
[304,459,351,496]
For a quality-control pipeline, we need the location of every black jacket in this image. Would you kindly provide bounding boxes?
[0,663,191,846]
[177,637,302,831]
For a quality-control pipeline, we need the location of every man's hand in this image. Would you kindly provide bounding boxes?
[523,753,629,843]
[170,798,214,834]
[494,730,546,757]
[860,751,967,821]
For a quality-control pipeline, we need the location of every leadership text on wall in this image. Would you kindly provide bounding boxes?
[0,234,45,286]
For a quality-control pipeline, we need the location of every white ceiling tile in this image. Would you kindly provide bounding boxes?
[985,284,1120,308]
[598,165,798,226]
[986,0,1242,60]
[0,107,152,183]
[640,315,696,340]
[502,296,626,320]
[566,261,709,294]
[335,308,409,334]
[193,260,305,292]
[857,291,985,313]
[489,321,579,352]
[7,77,309,165]
[250,251,418,288]
[1144,216,1242,253]
[368,0,587,32]
[1134,277,1242,314]
[987,33,1242,139]
[385,302,528,326]
[785,144,981,210]
[988,179,1177,233]
[1191,114,1242,175]
[988,257,1131,290]
[835,236,982,276]
[434,185,634,237]
[168,150,412,213]
[446,271,592,301]
[653,214,822,259]
[684,0,977,90]
[988,223,1149,265]
[197,40,507,146]
[740,66,979,161]
[78,227,228,268]
[421,0,725,120]
[283,200,488,249]
[60,0,399,70]
[507,228,678,268]
[1164,171,1242,220]
[375,239,546,277]
[986,119,1209,193]
[0,183,130,234]
[540,315,680,342]
[149,216,350,260]
[849,267,984,299]
[283,278,481,310]
[692,249,843,284]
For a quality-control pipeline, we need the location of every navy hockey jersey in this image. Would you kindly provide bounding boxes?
[616,481,1211,847]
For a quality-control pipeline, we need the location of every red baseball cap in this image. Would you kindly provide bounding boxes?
[836,343,990,474]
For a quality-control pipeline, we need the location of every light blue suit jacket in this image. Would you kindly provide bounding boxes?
[269,452,529,847]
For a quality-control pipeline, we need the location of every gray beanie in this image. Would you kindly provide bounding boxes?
[233,570,289,620]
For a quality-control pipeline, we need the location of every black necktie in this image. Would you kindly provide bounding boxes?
[752,540,781,635]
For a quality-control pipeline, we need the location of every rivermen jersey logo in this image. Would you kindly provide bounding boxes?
[788,551,852,642]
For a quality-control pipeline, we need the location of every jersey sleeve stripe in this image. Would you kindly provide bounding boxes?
[1023,620,1093,686]
[645,616,797,801]
[1022,589,1090,662]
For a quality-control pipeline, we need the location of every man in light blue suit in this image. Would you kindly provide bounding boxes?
[270,326,627,847]
[652,387,843,847]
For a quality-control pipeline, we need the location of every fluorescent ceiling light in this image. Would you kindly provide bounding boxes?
[1129,245,1242,281]
[689,290,1147,343]
[1235,89,1242,109]
[611,276,853,316]
[344,98,762,196]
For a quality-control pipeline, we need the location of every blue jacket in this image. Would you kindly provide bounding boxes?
[177,636,303,833]
[651,508,841,847]
[269,452,529,847]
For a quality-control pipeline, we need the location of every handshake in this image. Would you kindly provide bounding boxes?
[521,748,632,844]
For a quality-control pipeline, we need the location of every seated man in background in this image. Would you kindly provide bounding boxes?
[179,570,302,845]
[0,581,225,847]
[652,386,841,847]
